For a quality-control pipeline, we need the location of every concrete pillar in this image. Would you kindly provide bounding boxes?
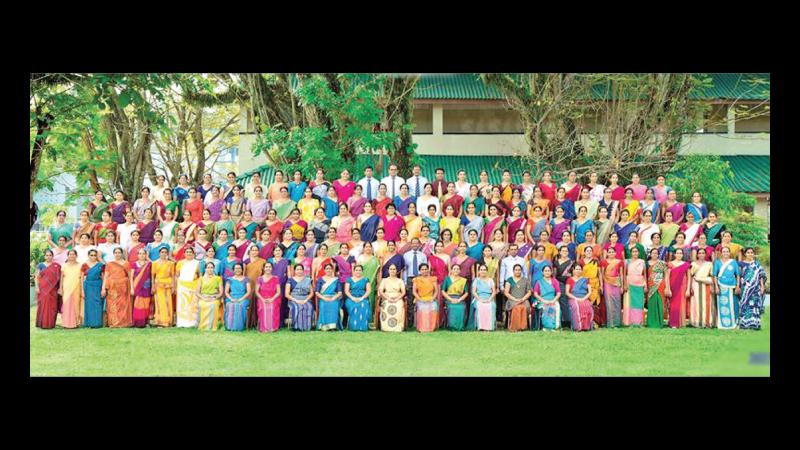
[432,104,444,136]
[727,105,736,136]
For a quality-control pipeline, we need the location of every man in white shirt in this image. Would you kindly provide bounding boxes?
[500,244,528,285]
[405,164,429,199]
[357,166,380,202]
[402,238,427,328]
[380,163,405,200]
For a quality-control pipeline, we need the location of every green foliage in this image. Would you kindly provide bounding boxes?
[758,245,770,267]
[666,155,736,213]
[30,232,50,285]
[719,210,769,249]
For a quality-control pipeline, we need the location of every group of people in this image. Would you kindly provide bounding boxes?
[33,164,769,333]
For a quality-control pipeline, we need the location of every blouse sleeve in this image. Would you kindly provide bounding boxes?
[533,281,541,295]
[552,279,561,294]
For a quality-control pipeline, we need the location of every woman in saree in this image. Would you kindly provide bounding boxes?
[322,227,342,257]
[333,242,354,285]
[648,233,669,262]
[645,248,669,328]
[625,173,648,201]
[48,210,74,250]
[481,204,505,245]
[184,187,204,224]
[94,210,117,245]
[460,202,484,244]
[151,246,175,327]
[402,202,422,239]
[331,203,356,244]
[35,249,62,329]
[488,228,509,260]
[228,185,246,223]
[109,190,131,225]
[297,186,321,224]
[212,228,233,255]
[599,187,621,225]
[438,229,457,257]
[283,208,307,242]
[322,186,340,221]
[346,227,365,259]
[130,248,153,328]
[267,245,290,325]
[476,170,493,200]
[195,261,223,331]
[565,264,594,331]
[346,184,368,217]
[196,173,215,204]
[623,247,646,327]
[309,207,332,244]
[214,207,235,243]
[553,187,577,220]
[585,171,605,203]
[440,182,464,218]
[639,188,660,224]
[224,263,251,331]
[738,247,768,330]
[159,187,181,223]
[272,186,296,221]
[441,264,468,331]
[416,183,440,220]
[254,229,277,262]
[316,263,343,331]
[380,240,406,277]
[529,244,552,286]
[172,174,192,207]
[560,170,581,202]
[411,263,439,333]
[620,188,641,224]
[345,264,372,331]
[685,192,709,226]
[667,232,691,263]
[667,248,691,328]
[286,264,314,331]
[309,168,330,201]
[206,186,226,221]
[715,231,744,261]
[532,265,561,331]
[312,244,332,281]
[73,210,96,247]
[712,246,741,330]
[578,245,603,328]
[571,206,595,245]
[87,190,108,223]
[356,201,380,244]
[606,173,625,202]
[526,205,549,244]
[422,204,441,242]
[158,209,178,247]
[175,247,200,328]
[476,245,500,323]
[554,245,574,329]
[503,264,532,332]
[527,186,551,220]
[136,206,159,245]
[356,242,380,329]
[80,249,104,328]
[662,189,684,224]
[659,210,680,248]
[193,228,212,261]
[287,170,308,203]
[244,245,267,328]
[613,209,637,246]
[509,188,527,216]
[172,230,192,262]
[199,245,223,278]
[371,183,391,217]
[377,264,406,332]
[538,170,557,205]
[454,170,472,199]
[463,184,485,220]
[600,246,625,328]
[465,229,485,261]
[245,185,271,226]
[332,168,357,205]
[145,229,170,262]
[235,210,261,243]
[102,247,132,328]
[512,229,533,261]
[255,261,282,332]
[126,230,146,267]
[689,248,715,328]
[691,233,715,263]
[594,206,614,245]
[574,187,599,221]
[651,175,671,203]
[381,203,405,242]
[679,211,703,246]
[292,244,313,277]
[74,233,97,265]
[636,210,659,252]
[132,187,157,221]
[602,231,624,263]
[703,211,725,247]
[506,206,525,242]
[178,210,197,245]
[267,170,288,202]
[485,185,510,217]
[549,206,571,245]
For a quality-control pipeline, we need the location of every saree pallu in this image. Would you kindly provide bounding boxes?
[284,220,308,241]
[76,222,96,242]
[562,183,582,202]
[555,260,573,326]
[595,219,613,245]
[319,197,337,220]
[716,282,738,330]
[610,186,625,201]
[224,278,249,331]
[343,197,365,217]
[639,200,659,222]
[659,223,679,247]
[162,200,181,222]
[482,216,504,244]
[228,198,246,223]
[464,197,484,219]
[621,200,640,223]
[298,198,320,223]
[623,285,645,327]
[574,200,599,221]
[665,202,684,224]
[506,217,525,243]
[198,291,222,331]
[440,217,461,244]
[111,201,130,224]
[690,262,715,328]
[215,219,235,241]
[257,241,276,261]
[49,223,74,247]
[539,183,557,203]
[568,278,593,331]
[60,263,83,329]
[685,203,708,223]
[704,223,725,247]
[646,260,667,328]
[588,185,606,203]
[614,222,637,246]
[461,216,484,243]
[535,279,561,330]
[176,260,200,328]
[528,217,548,242]
[82,263,104,328]
[602,261,623,328]
[549,219,571,244]
[404,216,423,240]
[135,220,157,245]
[419,216,439,241]
[239,221,262,242]
[152,260,175,327]
[208,199,226,221]
[572,220,594,244]
[324,242,342,257]
[738,261,767,330]
[359,215,381,243]
[441,194,463,217]
[680,223,702,245]
[89,201,109,223]
[345,278,371,331]
[332,216,355,243]
[316,278,343,330]
[105,261,133,328]
[668,261,690,328]
[556,199,576,220]
[287,277,313,330]
[95,221,117,244]
[465,243,484,261]
[256,276,281,332]
[413,276,438,332]
[442,276,467,331]
[380,297,406,332]
[280,241,300,261]
[273,201,296,221]
[36,263,61,329]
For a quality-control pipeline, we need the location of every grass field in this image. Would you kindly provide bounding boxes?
[29,307,770,376]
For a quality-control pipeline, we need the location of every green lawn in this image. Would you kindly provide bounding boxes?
[29,307,770,376]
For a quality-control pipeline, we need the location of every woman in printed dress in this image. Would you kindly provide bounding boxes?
[600,246,625,328]
[712,246,741,330]
[196,261,223,331]
[223,263,251,331]
[35,249,61,329]
[646,248,669,328]
[623,247,646,326]
[667,248,691,328]
[255,261,282,332]
[377,264,405,332]
[103,247,133,328]
[738,247,768,330]
[286,264,314,331]
[565,263,594,331]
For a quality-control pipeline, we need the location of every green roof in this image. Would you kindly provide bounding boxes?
[238,154,769,193]
[412,73,770,101]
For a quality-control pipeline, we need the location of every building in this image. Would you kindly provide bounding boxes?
[237,73,769,227]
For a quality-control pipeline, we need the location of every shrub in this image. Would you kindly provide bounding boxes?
[666,155,735,213]
[719,210,769,249]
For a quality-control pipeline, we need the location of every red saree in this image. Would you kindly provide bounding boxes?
[668,261,690,328]
[35,263,61,329]
[538,182,557,204]
[506,217,525,243]
[132,261,152,327]
[482,216,505,244]
[441,194,464,217]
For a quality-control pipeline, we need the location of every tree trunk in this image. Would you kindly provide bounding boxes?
[30,107,52,229]
[81,128,103,193]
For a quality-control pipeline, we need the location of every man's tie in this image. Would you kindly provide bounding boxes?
[412,251,418,276]
[415,176,420,197]
[366,178,372,201]
[391,176,396,198]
